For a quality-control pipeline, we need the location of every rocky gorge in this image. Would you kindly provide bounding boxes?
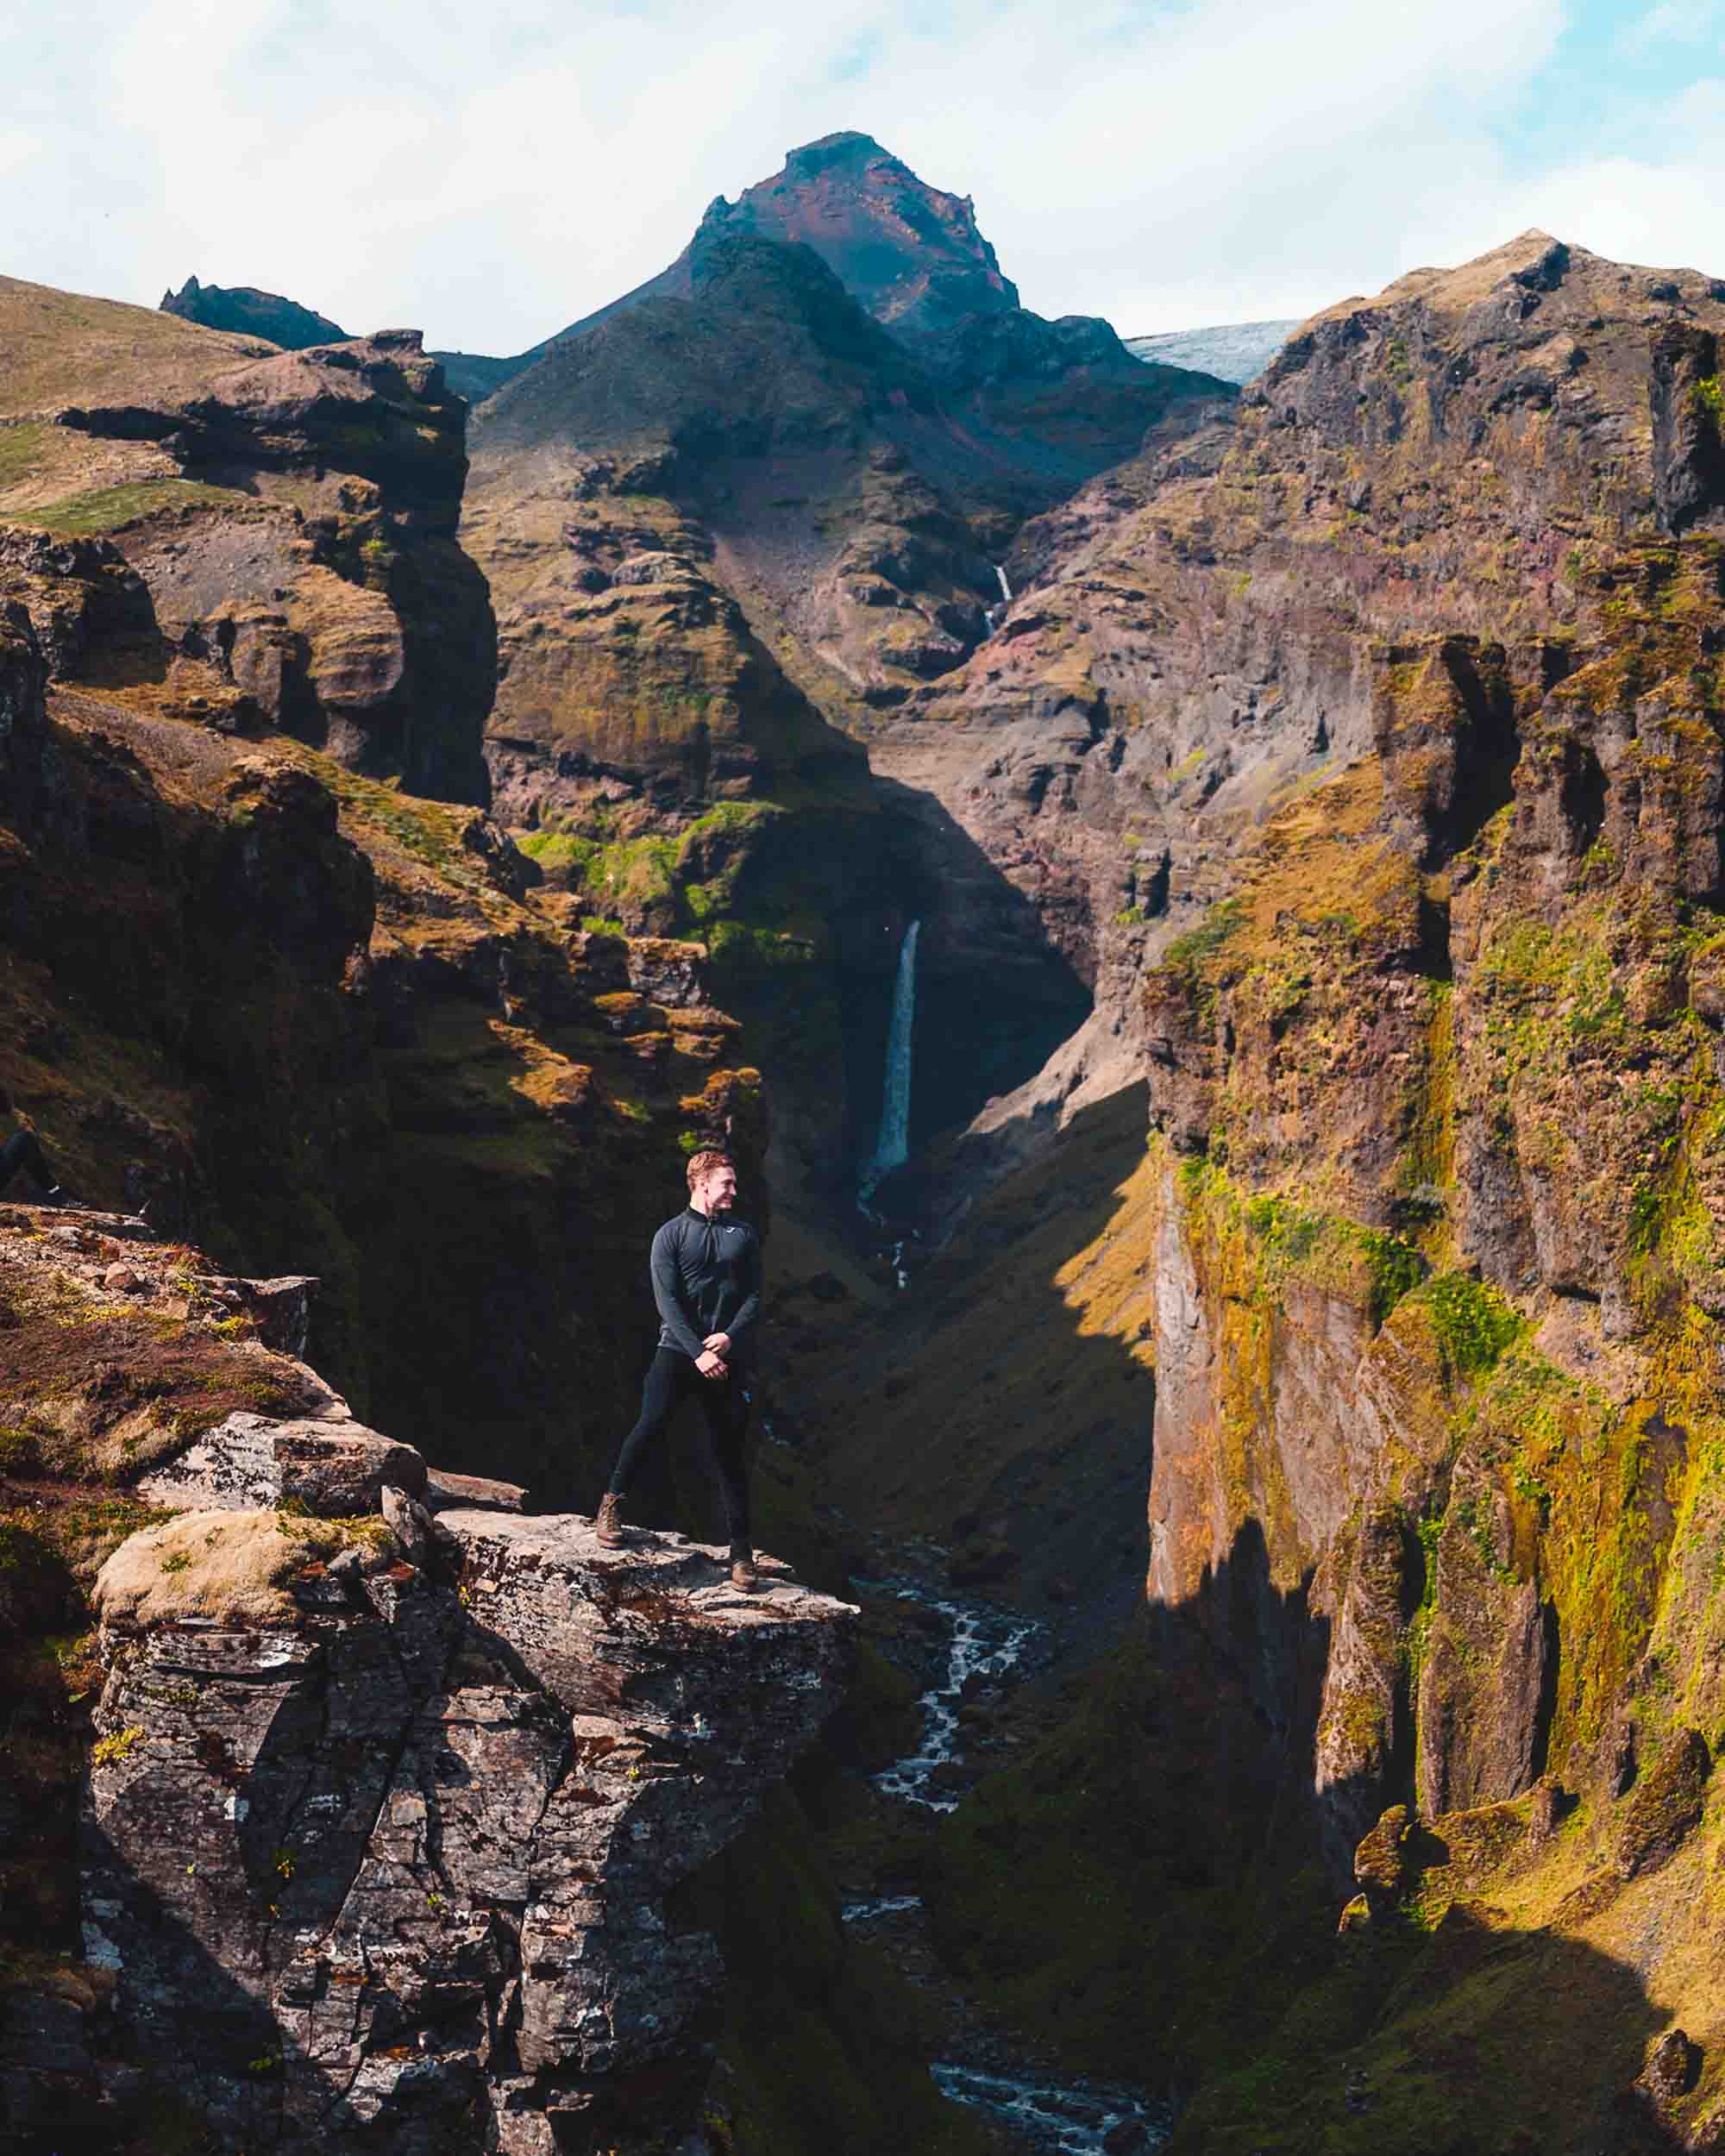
[3,128,1725,2156]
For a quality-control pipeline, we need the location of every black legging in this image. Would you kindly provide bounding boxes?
[0,1130,53,1197]
[607,1346,752,1555]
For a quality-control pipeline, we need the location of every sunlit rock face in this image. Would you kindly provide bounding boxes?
[0,279,494,803]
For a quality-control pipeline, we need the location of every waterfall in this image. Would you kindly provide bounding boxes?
[984,563,1013,633]
[859,919,919,1206]
[994,563,1012,607]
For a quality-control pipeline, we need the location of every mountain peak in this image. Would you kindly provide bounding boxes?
[705,132,1018,334]
[781,129,893,172]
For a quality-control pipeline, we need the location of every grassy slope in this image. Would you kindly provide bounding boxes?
[0,276,270,523]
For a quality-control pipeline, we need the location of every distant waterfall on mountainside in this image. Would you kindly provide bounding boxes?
[985,563,1013,633]
[859,919,920,1207]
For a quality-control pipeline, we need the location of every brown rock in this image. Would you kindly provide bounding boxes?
[1353,1804,1413,1908]
[1638,2027,1698,2109]
[1616,1728,1711,1879]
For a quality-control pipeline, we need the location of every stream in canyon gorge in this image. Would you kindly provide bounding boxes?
[845,1568,1170,2154]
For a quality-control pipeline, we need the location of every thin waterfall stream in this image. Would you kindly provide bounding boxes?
[858,918,919,1215]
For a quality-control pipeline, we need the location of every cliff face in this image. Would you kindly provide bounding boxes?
[860,230,1725,2150]
[460,144,1223,1176]
[1,279,492,800]
[0,1206,854,2155]
[875,233,1725,1172]
[0,520,764,1503]
[84,1512,852,2154]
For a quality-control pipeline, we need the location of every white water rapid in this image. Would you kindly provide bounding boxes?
[931,2063,1170,2154]
[867,1576,1040,1813]
[858,919,919,1207]
[854,1574,1168,2150]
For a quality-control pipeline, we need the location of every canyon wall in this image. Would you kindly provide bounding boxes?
[906,233,1725,2153]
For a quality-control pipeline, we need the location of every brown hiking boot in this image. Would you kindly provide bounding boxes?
[730,1552,762,1593]
[594,1493,627,1548]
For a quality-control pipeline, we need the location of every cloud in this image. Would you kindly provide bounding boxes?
[1512,74,1725,279]
[1614,1,1721,55]
[7,0,1715,355]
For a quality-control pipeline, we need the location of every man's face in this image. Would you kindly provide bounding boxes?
[699,1162,738,1213]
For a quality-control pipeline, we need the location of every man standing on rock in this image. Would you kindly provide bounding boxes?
[595,1150,767,1591]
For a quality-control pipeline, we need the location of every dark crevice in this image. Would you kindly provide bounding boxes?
[1529,1599,1560,1785]
[1435,639,1521,861]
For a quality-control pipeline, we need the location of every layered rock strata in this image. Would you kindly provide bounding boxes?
[888,229,1725,1180]
[902,229,1725,2153]
[1,280,493,800]
[0,543,763,1494]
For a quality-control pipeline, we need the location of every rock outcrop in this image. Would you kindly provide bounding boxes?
[0,1189,854,2153]
[78,1512,853,2153]
[1,279,493,800]
[160,275,351,351]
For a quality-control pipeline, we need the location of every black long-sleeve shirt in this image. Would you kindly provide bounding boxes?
[650,1207,762,1366]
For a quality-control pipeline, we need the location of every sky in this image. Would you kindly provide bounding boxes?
[6,0,1724,354]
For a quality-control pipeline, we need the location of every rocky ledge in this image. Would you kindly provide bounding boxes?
[10,1388,853,2153]
[71,1510,853,2153]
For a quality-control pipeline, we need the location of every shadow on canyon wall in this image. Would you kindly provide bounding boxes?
[851,775,1092,1167]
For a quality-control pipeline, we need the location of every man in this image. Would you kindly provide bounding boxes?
[595,1150,767,1591]
[0,1087,78,1206]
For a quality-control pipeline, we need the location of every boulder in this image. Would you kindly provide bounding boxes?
[135,1411,425,1518]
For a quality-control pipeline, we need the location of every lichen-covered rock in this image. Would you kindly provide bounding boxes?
[1638,2026,1698,2109]
[91,1507,383,1630]
[135,1411,425,1517]
[79,1512,855,2153]
[1615,1727,1711,1880]
[1352,1803,1412,1909]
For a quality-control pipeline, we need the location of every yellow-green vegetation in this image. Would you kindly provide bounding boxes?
[91,1724,145,1768]
[1469,886,1725,1319]
[91,1507,383,1630]
[1181,1156,1425,1327]
[1404,1270,1524,1382]
[0,419,53,488]
[18,477,250,536]
[1144,756,1433,1213]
